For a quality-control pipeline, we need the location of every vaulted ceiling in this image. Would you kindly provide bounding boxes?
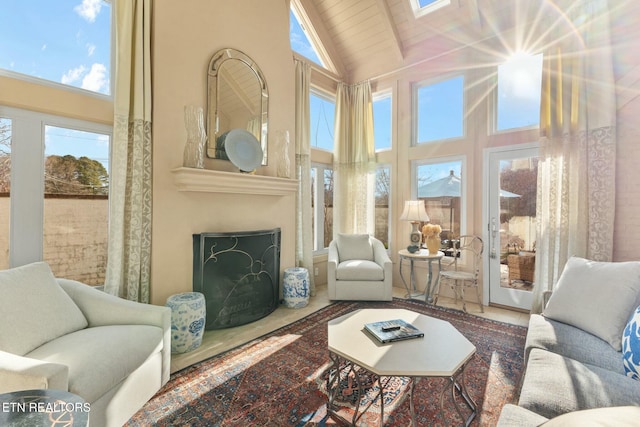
[295,0,560,82]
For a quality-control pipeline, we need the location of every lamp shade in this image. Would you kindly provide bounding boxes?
[399,200,430,222]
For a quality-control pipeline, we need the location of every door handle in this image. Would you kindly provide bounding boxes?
[489,217,498,259]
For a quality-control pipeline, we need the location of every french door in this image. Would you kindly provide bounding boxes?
[484,144,538,311]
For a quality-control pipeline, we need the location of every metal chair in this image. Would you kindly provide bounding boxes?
[433,235,484,313]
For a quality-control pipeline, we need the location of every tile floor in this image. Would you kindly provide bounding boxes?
[170,284,530,373]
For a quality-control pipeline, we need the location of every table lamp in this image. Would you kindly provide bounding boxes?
[399,200,430,253]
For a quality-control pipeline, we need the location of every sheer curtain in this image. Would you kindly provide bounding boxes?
[531,0,616,313]
[294,59,315,296]
[104,0,153,302]
[333,81,376,236]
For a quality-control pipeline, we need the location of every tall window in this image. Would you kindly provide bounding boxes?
[375,165,391,248]
[496,53,543,131]
[414,158,465,240]
[289,8,323,67]
[310,89,335,152]
[0,107,111,284]
[414,75,464,144]
[0,0,112,95]
[311,164,333,252]
[0,117,11,270]
[373,91,392,151]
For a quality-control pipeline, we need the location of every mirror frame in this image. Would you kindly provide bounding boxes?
[206,48,269,165]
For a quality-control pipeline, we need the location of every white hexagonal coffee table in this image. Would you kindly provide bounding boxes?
[326,308,477,426]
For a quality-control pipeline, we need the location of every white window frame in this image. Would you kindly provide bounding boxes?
[411,155,467,237]
[0,105,112,267]
[310,86,336,153]
[312,162,333,254]
[375,163,392,252]
[491,52,544,135]
[373,90,393,152]
[412,74,466,146]
[409,0,451,18]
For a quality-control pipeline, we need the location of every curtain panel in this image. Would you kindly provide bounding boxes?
[531,0,616,313]
[104,0,153,302]
[294,59,315,296]
[333,81,376,237]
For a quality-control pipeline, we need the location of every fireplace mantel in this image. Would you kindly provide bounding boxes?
[172,167,298,196]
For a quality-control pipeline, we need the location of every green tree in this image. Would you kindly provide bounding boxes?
[500,163,538,220]
[45,155,109,195]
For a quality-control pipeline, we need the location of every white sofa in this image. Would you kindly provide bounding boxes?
[497,257,640,425]
[0,262,171,427]
[328,234,393,301]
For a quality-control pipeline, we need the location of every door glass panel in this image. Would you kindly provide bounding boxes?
[487,146,538,311]
[499,157,538,291]
[43,125,110,285]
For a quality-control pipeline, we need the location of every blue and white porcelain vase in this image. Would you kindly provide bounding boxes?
[166,292,206,354]
[283,267,310,309]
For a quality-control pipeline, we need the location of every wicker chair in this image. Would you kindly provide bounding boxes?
[433,235,484,313]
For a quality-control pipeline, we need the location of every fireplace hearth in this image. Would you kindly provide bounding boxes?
[193,228,281,329]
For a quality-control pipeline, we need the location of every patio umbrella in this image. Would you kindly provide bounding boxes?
[417,171,520,233]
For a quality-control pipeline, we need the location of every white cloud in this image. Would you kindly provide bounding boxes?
[74,0,103,23]
[41,44,47,51]
[86,43,96,56]
[61,65,87,85]
[81,63,108,93]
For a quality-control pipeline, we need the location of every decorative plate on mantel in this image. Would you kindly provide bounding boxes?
[217,129,263,172]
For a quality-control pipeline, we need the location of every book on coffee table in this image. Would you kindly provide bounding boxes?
[364,319,424,344]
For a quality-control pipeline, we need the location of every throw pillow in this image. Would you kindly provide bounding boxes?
[622,305,640,380]
[0,262,88,355]
[336,233,374,262]
[543,256,640,351]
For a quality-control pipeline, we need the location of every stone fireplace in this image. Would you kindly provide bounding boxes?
[193,228,281,330]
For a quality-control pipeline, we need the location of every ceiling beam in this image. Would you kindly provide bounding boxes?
[294,0,347,78]
[374,0,404,62]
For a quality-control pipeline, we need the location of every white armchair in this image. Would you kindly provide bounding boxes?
[0,262,171,427]
[327,234,393,301]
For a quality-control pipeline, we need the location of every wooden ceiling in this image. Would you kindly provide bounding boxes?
[295,0,556,82]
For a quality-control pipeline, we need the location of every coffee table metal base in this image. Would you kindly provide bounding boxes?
[326,351,477,426]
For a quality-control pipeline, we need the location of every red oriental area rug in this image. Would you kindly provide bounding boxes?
[126,298,527,426]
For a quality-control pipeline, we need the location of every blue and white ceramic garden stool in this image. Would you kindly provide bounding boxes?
[283,267,310,308]
[166,292,206,354]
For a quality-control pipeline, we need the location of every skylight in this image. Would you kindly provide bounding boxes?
[410,0,451,18]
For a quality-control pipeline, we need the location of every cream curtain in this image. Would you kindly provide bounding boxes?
[294,59,315,296]
[333,81,376,236]
[531,0,616,313]
[104,0,153,302]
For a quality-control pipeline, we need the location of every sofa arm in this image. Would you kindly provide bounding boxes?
[327,241,339,299]
[57,279,170,329]
[58,278,172,385]
[0,350,69,393]
[496,404,548,427]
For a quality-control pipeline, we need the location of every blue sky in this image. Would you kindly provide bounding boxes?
[0,0,111,169]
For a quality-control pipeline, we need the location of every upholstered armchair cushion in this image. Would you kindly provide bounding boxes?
[0,262,88,356]
[336,233,374,261]
[336,260,385,281]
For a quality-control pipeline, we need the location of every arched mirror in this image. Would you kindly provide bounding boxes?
[207,48,268,166]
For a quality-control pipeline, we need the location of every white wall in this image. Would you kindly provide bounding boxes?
[150,0,297,305]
